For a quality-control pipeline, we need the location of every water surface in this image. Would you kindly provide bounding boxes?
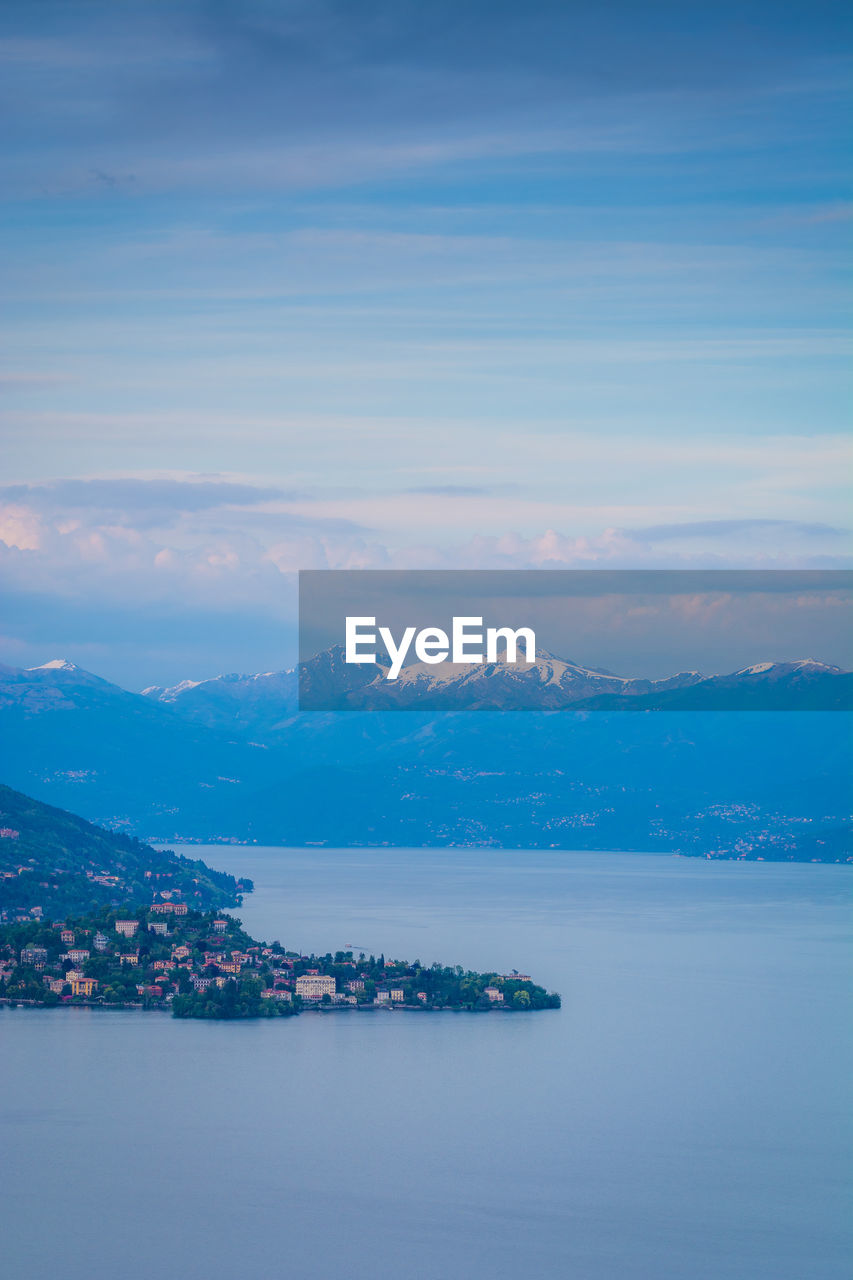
[1,848,850,1280]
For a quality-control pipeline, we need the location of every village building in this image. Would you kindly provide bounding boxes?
[295,974,336,1000]
[68,975,98,997]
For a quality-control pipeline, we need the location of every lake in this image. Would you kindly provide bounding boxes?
[1,847,850,1279]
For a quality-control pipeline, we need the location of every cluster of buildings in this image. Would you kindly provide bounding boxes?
[3,903,542,1013]
[2,913,263,1005]
[0,863,201,925]
[288,972,413,1005]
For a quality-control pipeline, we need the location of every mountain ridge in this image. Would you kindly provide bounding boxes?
[141,649,850,718]
[0,656,849,861]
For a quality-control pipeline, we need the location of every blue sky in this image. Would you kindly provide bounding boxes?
[0,1,850,684]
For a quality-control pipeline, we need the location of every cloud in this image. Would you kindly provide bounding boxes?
[1,470,850,683]
[1,474,849,596]
[0,477,333,534]
[0,3,849,684]
[626,518,848,543]
[2,1,849,200]
[0,476,296,514]
[404,484,500,497]
[0,475,377,599]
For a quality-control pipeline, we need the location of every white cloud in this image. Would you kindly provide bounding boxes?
[1,473,849,614]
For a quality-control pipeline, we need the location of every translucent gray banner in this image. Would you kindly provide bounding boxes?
[298,570,853,711]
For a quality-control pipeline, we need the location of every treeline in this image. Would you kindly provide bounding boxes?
[173,976,297,1019]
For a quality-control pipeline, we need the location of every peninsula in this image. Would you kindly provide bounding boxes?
[0,904,561,1018]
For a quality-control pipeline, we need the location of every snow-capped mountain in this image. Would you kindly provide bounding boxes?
[732,659,844,680]
[0,659,281,829]
[299,647,707,710]
[0,656,122,715]
[29,658,81,672]
[143,647,850,718]
[141,667,299,737]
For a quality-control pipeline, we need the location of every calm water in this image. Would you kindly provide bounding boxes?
[1,848,850,1280]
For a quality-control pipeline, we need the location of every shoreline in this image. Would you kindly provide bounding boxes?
[0,996,551,1015]
[152,841,851,865]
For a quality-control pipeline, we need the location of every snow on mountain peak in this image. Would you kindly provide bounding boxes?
[152,679,202,702]
[735,659,842,678]
[28,659,78,672]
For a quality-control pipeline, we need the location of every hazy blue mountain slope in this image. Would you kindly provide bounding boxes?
[1,659,849,859]
[0,662,285,832]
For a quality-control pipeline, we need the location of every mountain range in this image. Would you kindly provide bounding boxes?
[151,648,851,714]
[0,654,850,861]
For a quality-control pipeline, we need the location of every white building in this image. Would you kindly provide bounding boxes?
[295,974,336,1000]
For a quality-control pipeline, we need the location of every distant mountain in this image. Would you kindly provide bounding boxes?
[1,655,850,861]
[142,668,299,739]
[0,783,249,919]
[0,658,285,832]
[295,646,707,710]
[145,648,851,718]
[569,659,853,712]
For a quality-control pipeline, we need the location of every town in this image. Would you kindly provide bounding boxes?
[0,902,561,1019]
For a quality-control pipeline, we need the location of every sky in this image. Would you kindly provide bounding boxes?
[0,0,851,686]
